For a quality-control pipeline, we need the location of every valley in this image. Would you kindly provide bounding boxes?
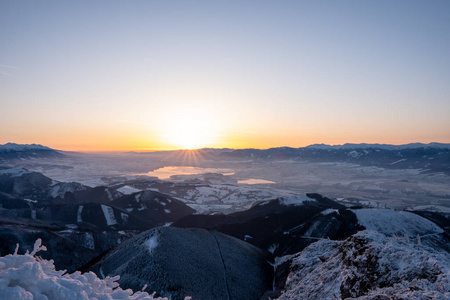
[0,143,449,299]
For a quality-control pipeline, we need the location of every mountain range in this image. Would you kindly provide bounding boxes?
[0,165,448,299]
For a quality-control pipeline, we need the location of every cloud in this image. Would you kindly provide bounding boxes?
[0,64,19,76]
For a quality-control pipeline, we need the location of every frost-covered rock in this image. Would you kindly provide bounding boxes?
[352,208,444,237]
[275,230,450,299]
[0,239,167,299]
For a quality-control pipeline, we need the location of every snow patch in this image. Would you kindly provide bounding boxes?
[279,195,316,206]
[85,232,95,250]
[135,193,142,203]
[320,208,339,216]
[77,205,83,223]
[121,212,129,223]
[117,185,141,195]
[268,243,279,254]
[23,198,37,203]
[105,188,113,201]
[145,235,158,254]
[390,158,407,165]
[101,205,118,226]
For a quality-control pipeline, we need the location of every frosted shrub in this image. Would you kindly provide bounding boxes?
[0,239,167,300]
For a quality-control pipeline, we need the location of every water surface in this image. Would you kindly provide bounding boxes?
[146,166,234,180]
[238,179,276,184]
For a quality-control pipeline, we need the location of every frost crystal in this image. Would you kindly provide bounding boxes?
[0,240,168,299]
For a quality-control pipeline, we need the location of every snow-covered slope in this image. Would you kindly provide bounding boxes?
[352,208,444,237]
[276,230,450,299]
[89,226,272,300]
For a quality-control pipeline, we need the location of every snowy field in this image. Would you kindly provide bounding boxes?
[9,151,450,212]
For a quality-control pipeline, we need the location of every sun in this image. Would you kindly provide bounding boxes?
[160,109,217,150]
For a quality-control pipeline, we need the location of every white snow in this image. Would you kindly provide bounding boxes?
[163,209,171,214]
[145,235,158,254]
[268,243,279,254]
[49,182,86,198]
[117,185,141,195]
[121,213,129,223]
[348,150,361,158]
[303,220,321,237]
[135,193,142,203]
[0,239,167,299]
[105,188,114,201]
[279,195,316,206]
[276,230,450,299]
[320,208,339,216]
[77,205,83,223]
[0,143,52,152]
[85,232,95,250]
[170,184,294,213]
[23,199,37,203]
[101,205,118,226]
[352,209,444,237]
[390,158,407,165]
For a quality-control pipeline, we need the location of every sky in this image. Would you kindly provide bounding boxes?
[1,0,449,151]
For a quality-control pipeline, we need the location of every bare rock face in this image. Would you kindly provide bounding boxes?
[89,226,273,300]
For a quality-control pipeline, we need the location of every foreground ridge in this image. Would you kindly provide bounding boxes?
[275,230,450,299]
[0,239,172,300]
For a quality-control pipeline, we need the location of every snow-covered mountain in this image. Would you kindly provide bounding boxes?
[304,142,450,150]
[0,143,63,160]
[0,143,54,152]
[213,144,450,175]
[88,227,272,300]
[0,167,195,271]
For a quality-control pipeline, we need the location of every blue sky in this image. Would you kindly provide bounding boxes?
[1,1,449,150]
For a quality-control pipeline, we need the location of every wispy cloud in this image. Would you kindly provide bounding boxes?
[0,64,20,76]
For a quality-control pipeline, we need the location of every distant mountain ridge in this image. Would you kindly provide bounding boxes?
[207,143,450,175]
[0,143,63,160]
[0,143,54,152]
[304,142,450,150]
